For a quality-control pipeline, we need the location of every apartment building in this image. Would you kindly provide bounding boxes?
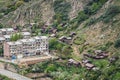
[0,28,14,35]
[22,32,31,39]
[0,31,2,37]
[0,28,14,43]
[0,37,5,44]
[0,28,31,43]
[4,36,49,59]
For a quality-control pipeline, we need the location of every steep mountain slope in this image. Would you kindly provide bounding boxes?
[0,0,120,56]
[0,0,85,27]
[0,0,120,80]
[0,0,120,54]
[76,0,120,54]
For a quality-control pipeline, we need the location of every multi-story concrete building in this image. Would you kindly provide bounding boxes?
[0,28,14,35]
[0,31,2,37]
[4,36,49,59]
[0,37,5,44]
[4,35,11,42]
[0,28,32,44]
[0,28,14,44]
[22,32,31,39]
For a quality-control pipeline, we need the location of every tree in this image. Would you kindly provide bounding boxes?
[0,47,3,56]
[45,64,57,73]
[10,33,23,41]
[114,39,120,48]
[49,38,58,50]
[0,23,3,29]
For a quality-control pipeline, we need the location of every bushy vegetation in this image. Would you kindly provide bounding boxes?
[85,18,97,27]
[84,0,108,15]
[70,0,108,29]
[49,38,72,58]
[52,0,71,32]
[25,55,120,80]
[31,24,41,36]
[49,38,65,50]
[79,46,84,53]
[114,39,120,48]
[10,33,23,41]
[85,5,120,26]
[0,23,3,28]
[97,41,113,51]
[0,47,3,56]
[73,36,85,45]
[53,0,71,23]
[21,0,31,2]
[0,74,12,80]
[101,6,120,23]
[84,5,120,26]
[0,0,24,15]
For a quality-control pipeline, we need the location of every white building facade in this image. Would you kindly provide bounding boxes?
[4,36,49,59]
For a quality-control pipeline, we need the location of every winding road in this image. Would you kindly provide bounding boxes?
[0,69,32,80]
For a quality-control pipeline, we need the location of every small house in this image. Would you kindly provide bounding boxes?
[68,59,80,66]
[50,34,56,37]
[82,59,91,64]
[69,32,76,37]
[85,63,95,70]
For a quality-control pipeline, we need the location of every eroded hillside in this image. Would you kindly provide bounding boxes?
[0,0,86,27]
[0,0,120,80]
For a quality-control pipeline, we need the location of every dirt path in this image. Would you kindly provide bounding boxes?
[72,45,80,57]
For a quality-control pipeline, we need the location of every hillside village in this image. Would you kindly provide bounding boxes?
[0,0,120,80]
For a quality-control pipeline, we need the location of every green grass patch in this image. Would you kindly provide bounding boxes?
[73,36,85,45]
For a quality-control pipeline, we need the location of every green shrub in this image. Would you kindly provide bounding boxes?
[98,45,108,51]
[97,42,113,51]
[53,0,71,22]
[20,0,31,2]
[114,39,120,48]
[70,11,89,29]
[77,11,89,23]
[0,13,3,19]
[87,49,94,53]
[101,6,120,23]
[49,38,72,58]
[73,36,85,45]
[45,64,57,73]
[10,33,23,41]
[0,74,11,80]
[84,0,108,15]
[15,1,24,7]
[79,46,84,53]
[85,18,97,26]
[0,47,3,56]
[84,2,100,15]
[70,0,108,29]
[0,23,3,29]
[49,38,65,50]
[57,25,64,31]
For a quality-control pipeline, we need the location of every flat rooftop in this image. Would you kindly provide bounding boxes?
[22,32,31,36]
[40,36,48,39]
[0,37,5,40]
[4,35,11,38]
